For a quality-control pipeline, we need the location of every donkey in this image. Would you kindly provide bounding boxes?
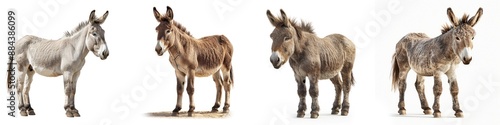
[266,9,356,118]
[391,7,482,118]
[153,6,234,117]
[12,10,109,117]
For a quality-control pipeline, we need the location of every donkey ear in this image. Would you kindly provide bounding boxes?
[468,7,483,27]
[166,6,174,20]
[89,10,97,22]
[95,11,109,24]
[279,9,290,27]
[447,8,459,26]
[153,7,162,22]
[266,10,279,26]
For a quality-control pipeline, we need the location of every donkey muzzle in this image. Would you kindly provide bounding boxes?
[270,52,282,69]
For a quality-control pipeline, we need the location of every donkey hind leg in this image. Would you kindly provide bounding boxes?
[16,65,28,116]
[432,74,443,118]
[23,65,36,116]
[186,70,196,117]
[415,75,431,115]
[69,71,81,117]
[211,70,223,112]
[172,70,186,116]
[221,67,232,113]
[397,70,410,115]
[340,70,353,116]
[446,71,463,117]
[295,75,307,118]
[330,75,342,115]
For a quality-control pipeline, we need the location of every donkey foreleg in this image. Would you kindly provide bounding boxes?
[446,71,463,117]
[186,70,196,117]
[63,72,76,117]
[172,70,186,116]
[69,71,81,117]
[432,74,443,118]
[295,75,307,118]
[308,76,320,119]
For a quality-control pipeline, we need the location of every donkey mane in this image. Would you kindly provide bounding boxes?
[441,14,470,34]
[272,14,315,38]
[65,21,89,37]
[173,20,192,37]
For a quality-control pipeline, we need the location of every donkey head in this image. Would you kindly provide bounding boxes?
[267,9,298,69]
[446,7,483,65]
[153,6,174,56]
[86,10,109,60]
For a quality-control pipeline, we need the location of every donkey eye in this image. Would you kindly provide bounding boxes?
[455,37,460,41]
[472,37,475,40]
[284,37,291,40]
[92,32,97,36]
[165,30,171,34]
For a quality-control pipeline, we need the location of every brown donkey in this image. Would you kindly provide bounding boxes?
[153,6,234,116]
[391,7,482,118]
[266,9,356,118]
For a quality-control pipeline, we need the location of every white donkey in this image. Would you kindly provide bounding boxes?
[13,10,109,117]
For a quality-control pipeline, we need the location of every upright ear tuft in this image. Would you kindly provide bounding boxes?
[468,7,483,27]
[267,10,278,26]
[89,10,97,22]
[153,7,161,22]
[166,6,174,20]
[279,9,289,27]
[96,11,109,24]
[447,7,459,26]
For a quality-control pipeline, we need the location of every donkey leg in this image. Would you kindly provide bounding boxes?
[432,74,443,118]
[397,72,409,115]
[172,71,186,116]
[24,66,36,116]
[221,69,232,113]
[330,75,342,115]
[309,76,320,119]
[294,75,307,118]
[446,72,463,117]
[186,70,196,117]
[211,71,223,112]
[69,71,81,117]
[63,72,75,117]
[16,68,27,116]
[340,71,353,116]
[415,75,431,115]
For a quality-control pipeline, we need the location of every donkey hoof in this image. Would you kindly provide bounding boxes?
[423,109,432,115]
[433,112,441,118]
[27,110,36,115]
[66,111,74,117]
[331,110,340,115]
[187,112,194,117]
[398,109,406,115]
[20,110,28,116]
[310,113,319,119]
[211,109,219,113]
[222,109,230,113]
[171,112,179,116]
[296,113,305,118]
[72,110,80,117]
[455,112,464,118]
[341,110,349,116]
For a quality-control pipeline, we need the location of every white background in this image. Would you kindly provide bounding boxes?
[1,0,499,125]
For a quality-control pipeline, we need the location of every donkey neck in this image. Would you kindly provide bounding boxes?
[63,25,90,61]
[430,29,457,60]
[290,31,313,59]
[167,24,197,56]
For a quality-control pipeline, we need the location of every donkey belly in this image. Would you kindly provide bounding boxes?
[33,66,62,77]
[195,65,221,77]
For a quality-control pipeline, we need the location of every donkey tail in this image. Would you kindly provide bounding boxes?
[350,72,355,86]
[391,54,400,92]
[230,66,234,87]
